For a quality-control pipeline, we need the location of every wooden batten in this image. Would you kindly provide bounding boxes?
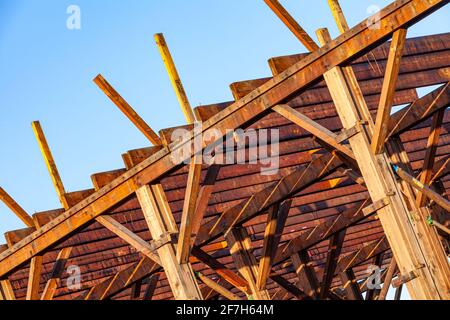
[63,189,96,208]
[5,227,36,247]
[0,188,34,228]
[91,169,127,191]
[229,78,271,101]
[32,209,65,228]
[122,146,163,170]
[193,102,233,122]
[159,124,195,146]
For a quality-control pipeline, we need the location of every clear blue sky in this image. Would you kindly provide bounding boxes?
[0,0,448,298]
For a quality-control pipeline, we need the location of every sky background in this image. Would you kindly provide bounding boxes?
[0,0,448,299]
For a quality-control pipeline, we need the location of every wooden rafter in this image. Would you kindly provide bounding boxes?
[372,28,408,154]
[26,256,43,300]
[142,273,161,300]
[0,279,15,300]
[93,74,162,146]
[196,272,241,300]
[319,230,346,299]
[291,251,320,299]
[0,188,34,228]
[263,0,319,52]
[416,109,445,207]
[31,121,68,209]
[256,200,291,291]
[41,247,72,300]
[378,257,398,300]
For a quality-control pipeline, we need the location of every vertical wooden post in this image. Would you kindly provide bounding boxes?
[226,227,271,300]
[26,256,43,300]
[136,184,202,300]
[316,28,449,300]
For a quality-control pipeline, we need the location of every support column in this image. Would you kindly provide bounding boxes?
[317,29,449,300]
[136,184,202,300]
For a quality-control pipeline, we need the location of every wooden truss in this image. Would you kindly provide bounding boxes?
[0,0,449,300]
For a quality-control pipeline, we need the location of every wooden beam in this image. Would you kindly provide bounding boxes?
[142,273,160,300]
[273,104,355,160]
[91,169,127,191]
[340,269,363,300]
[5,227,35,247]
[0,279,15,300]
[177,152,203,264]
[394,284,403,300]
[31,121,68,209]
[0,188,34,227]
[316,23,449,299]
[190,165,221,247]
[191,246,249,294]
[196,272,241,300]
[327,0,349,33]
[41,247,72,300]
[256,200,291,290]
[154,33,196,124]
[93,74,162,146]
[95,215,161,265]
[263,0,318,52]
[291,251,320,299]
[26,255,43,300]
[136,184,202,300]
[320,230,346,299]
[393,165,450,212]
[372,28,408,154]
[378,258,398,300]
[0,0,445,279]
[388,83,450,136]
[416,109,445,207]
[122,146,163,170]
[226,227,270,300]
[269,274,310,300]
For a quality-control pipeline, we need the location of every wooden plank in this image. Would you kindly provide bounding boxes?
[269,274,310,300]
[256,200,291,290]
[378,258,398,300]
[340,269,363,300]
[159,124,194,146]
[393,165,450,212]
[190,165,221,247]
[177,152,203,264]
[196,272,241,300]
[372,29,408,154]
[63,189,96,208]
[136,184,202,300]
[273,104,355,160]
[0,188,34,227]
[0,0,445,279]
[317,23,449,299]
[226,227,270,300]
[26,255,43,300]
[194,102,233,122]
[31,121,68,209]
[142,273,160,300]
[0,280,15,300]
[5,227,35,247]
[32,209,65,228]
[41,247,72,300]
[263,0,318,52]
[91,169,127,191]
[388,83,450,136]
[93,74,161,146]
[320,230,346,299]
[230,78,271,101]
[154,33,196,123]
[95,215,161,265]
[122,146,163,170]
[416,109,445,207]
[291,251,320,299]
[191,246,249,294]
[327,0,349,33]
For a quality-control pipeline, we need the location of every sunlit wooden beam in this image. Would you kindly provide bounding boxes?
[0,187,34,228]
